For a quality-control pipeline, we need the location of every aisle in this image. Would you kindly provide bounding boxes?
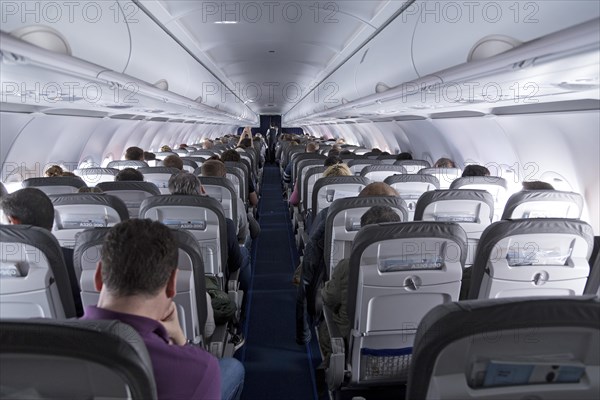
[239,164,323,400]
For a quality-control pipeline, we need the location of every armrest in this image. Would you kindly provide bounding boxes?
[323,304,346,391]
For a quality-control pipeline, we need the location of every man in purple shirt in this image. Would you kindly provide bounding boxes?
[82,218,244,400]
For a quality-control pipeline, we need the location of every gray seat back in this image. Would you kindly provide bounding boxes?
[22,177,86,195]
[346,222,467,385]
[324,196,409,277]
[96,181,161,218]
[468,218,594,299]
[384,174,440,221]
[394,159,431,174]
[302,166,327,215]
[106,160,148,170]
[198,177,238,226]
[502,190,584,220]
[49,193,129,248]
[0,225,76,318]
[137,167,181,194]
[347,159,382,176]
[312,176,370,219]
[419,167,462,189]
[0,319,157,399]
[450,176,508,221]
[408,296,600,400]
[73,168,119,187]
[360,165,407,182]
[414,190,494,266]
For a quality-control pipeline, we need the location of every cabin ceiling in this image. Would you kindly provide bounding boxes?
[145,0,407,115]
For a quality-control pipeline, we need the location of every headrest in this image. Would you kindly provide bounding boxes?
[137,167,181,175]
[384,173,440,188]
[502,190,584,219]
[394,159,431,168]
[49,193,129,221]
[96,181,161,195]
[23,176,86,189]
[360,165,407,176]
[198,176,237,193]
[450,176,508,189]
[139,194,225,217]
[106,160,148,169]
[326,196,409,227]
[414,189,495,221]
[347,159,382,167]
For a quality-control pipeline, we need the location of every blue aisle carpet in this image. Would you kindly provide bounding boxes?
[239,164,325,400]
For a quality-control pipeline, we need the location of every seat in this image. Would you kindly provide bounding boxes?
[224,165,245,203]
[347,159,382,176]
[73,228,208,346]
[302,166,327,216]
[139,195,228,287]
[106,160,148,170]
[468,218,594,299]
[0,182,7,196]
[384,174,440,221]
[324,196,409,278]
[414,190,495,266]
[137,167,180,194]
[292,153,325,183]
[49,193,129,248]
[419,167,462,189]
[96,181,161,218]
[0,225,77,318]
[225,161,249,201]
[376,155,399,164]
[173,149,189,156]
[394,160,431,174]
[584,255,600,295]
[360,165,407,182]
[326,222,467,392]
[73,167,119,187]
[153,151,177,159]
[312,176,370,222]
[189,149,216,158]
[407,296,600,400]
[450,176,508,221]
[179,159,199,173]
[502,190,584,220]
[0,319,157,399]
[22,176,86,195]
[198,176,238,227]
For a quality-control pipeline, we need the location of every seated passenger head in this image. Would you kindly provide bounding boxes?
[45,165,63,177]
[369,148,382,155]
[78,187,103,193]
[179,143,188,150]
[462,165,490,177]
[143,151,156,161]
[396,152,413,161]
[115,168,144,182]
[124,146,144,161]
[168,172,203,195]
[239,138,252,148]
[201,160,226,177]
[162,155,184,171]
[61,171,76,177]
[324,156,343,167]
[323,163,352,177]
[306,142,319,153]
[202,139,214,150]
[327,149,340,157]
[160,145,172,152]
[96,219,177,298]
[522,180,554,190]
[359,182,399,197]
[339,149,352,155]
[221,150,241,162]
[361,205,402,227]
[0,188,54,230]
[434,157,457,168]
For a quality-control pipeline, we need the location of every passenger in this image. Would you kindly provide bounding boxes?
[81,219,244,400]
[45,165,63,177]
[327,148,340,157]
[203,139,214,150]
[167,172,247,289]
[160,145,172,152]
[319,205,402,365]
[124,146,144,161]
[61,171,76,177]
[324,156,343,167]
[283,142,319,186]
[162,155,184,171]
[221,149,259,207]
[364,148,382,156]
[322,163,352,177]
[115,168,144,182]
[0,188,84,316]
[179,143,188,150]
[462,165,490,177]
[78,187,103,193]
[237,126,252,148]
[396,152,413,161]
[522,181,554,190]
[433,157,457,168]
[296,182,399,344]
[200,160,250,246]
[144,151,156,162]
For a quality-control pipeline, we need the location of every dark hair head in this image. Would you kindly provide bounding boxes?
[462,165,490,177]
[522,181,554,190]
[162,155,184,171]
[434,157,457,168]
[0,188,54,230]
[124,147,144,161]
[143,152,156,161]
[359,182,399,197]
[239,138,252,148]
[61,171,76,177]
[78,187,103,193]
[115,168,144,182]
[324,155,343,167]
[221,149,241,162]
[168,172,202,195]
[45,165,63,177]
[361,205,401,227]
[327,149,340,157]
[100,219,177,297]
[396,152,413,161]
[201,160,226,177]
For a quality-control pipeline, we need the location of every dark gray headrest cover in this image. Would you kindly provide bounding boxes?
[450,176,508,189]
[414,189,495,221]
[96,181,161,196]
[502,190,584,220]
[23,177,86,189]
[49,193,129,221]
[384,173,440,188]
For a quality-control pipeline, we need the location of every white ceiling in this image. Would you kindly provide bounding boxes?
[145,0,408,115]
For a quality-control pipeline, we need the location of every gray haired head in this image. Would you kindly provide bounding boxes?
[168,172,202,195]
